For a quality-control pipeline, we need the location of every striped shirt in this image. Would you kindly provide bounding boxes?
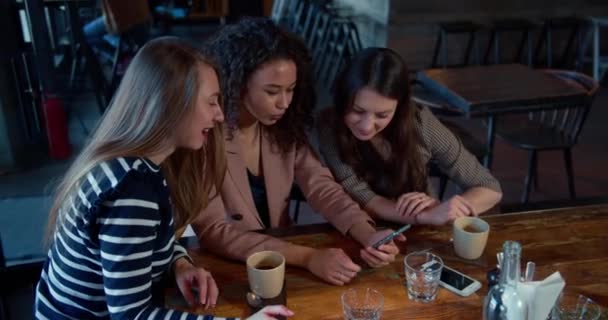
[35,157,234,320]
[311,105,501,204]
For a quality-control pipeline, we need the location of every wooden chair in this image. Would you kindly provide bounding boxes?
[495,70,599,202]
[484,19,538,66]
[431,21,483,68]
[533,17,586,69]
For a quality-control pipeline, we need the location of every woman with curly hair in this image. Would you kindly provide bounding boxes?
[192,18,402,286]
[313,47,502,226]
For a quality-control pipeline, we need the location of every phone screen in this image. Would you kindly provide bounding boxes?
[440,267,474,290]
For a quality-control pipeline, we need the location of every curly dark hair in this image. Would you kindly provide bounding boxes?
[202,17,315,155]
[331,47,427,198]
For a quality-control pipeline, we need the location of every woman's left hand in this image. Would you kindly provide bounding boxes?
[360,229,405,268]
[395,192,439,217]
[173,257,219,309]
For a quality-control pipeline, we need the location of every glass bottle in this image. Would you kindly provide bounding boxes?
[483,241,528,320]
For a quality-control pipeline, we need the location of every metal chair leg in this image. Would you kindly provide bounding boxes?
[484,30,495,64]
[110,36,124,91]
[464,31,478,65]
[563,148,576,199]
[522,150,537,203]
[431,29,443,67]
[533,152,540,191]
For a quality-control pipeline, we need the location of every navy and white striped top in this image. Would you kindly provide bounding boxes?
[35,157,233,320]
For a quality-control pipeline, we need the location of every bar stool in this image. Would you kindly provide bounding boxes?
[431,21,483,68]
[484,19,538,65]
[534,16,586,69]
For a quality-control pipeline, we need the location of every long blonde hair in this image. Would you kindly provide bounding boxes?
[45,37,226,243]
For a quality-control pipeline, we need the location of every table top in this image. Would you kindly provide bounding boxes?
[167,204,608,319]
[416,64,588,117]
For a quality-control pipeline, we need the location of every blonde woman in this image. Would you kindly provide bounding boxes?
[35,37,293,320]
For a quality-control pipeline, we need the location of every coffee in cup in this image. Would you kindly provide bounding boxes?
[246,251,285,299]
[453,217,490,260]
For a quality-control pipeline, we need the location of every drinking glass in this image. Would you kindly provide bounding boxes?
[341,288,383,320]
[404,251,443,303]
[549,292,602,320]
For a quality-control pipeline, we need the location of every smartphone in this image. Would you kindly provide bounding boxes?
[372,224,411,249]
[439,265,481,296]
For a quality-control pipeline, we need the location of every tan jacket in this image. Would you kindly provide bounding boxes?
[192,127,373,261]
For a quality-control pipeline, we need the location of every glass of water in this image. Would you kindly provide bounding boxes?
[548,292,602,320]
[341,288,383,320]
[404,251,443,303]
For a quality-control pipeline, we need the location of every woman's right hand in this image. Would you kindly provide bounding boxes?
[247,305,294,320]
[306,248,361,285]
[420,195,474,226]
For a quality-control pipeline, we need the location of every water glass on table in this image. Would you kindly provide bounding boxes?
[404,252,444,303]
[548,292,602,320]
[341,288,383,320]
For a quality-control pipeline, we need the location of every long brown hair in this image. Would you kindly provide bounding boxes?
[331,47,427,199]
[45,37,225,243]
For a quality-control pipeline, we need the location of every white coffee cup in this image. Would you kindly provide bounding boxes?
[453,216,490,260]
[246,251,285,299]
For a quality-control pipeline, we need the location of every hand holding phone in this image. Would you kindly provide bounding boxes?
[372,224,411,249]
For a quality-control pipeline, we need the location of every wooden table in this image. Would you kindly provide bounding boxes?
[415,64,588,168]
[167,204,608,319]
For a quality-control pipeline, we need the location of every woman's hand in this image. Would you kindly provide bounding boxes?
[420,195,474,226]
[395,192,439,217]
[247,305,295,320]
[306,248,361,285]
[360,229,405,268]
[173,257,218,309]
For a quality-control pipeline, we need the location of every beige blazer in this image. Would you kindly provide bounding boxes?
[192,127,373,261]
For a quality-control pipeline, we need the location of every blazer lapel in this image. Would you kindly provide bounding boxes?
[260,128,292,227]
[225,136,264,226]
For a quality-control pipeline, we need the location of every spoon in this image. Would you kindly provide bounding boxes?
[246,291,263,308]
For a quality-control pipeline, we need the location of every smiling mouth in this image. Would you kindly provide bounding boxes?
[357,130,373,136]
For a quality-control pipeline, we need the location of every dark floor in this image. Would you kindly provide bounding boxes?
[1,22,608,319]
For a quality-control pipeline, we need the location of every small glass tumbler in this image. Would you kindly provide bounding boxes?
[404,251,444,303]
[549,292,602,320]
[341,288,383,320]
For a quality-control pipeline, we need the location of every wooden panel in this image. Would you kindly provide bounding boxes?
[167,204,608,319]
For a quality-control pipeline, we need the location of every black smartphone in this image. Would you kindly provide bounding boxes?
[372,224,411,249]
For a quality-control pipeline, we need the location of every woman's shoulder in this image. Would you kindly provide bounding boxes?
[84,157,164,203]
[411,103,445,136]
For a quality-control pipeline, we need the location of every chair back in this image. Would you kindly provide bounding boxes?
[102,0,151,35]
[529,70,600,144]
